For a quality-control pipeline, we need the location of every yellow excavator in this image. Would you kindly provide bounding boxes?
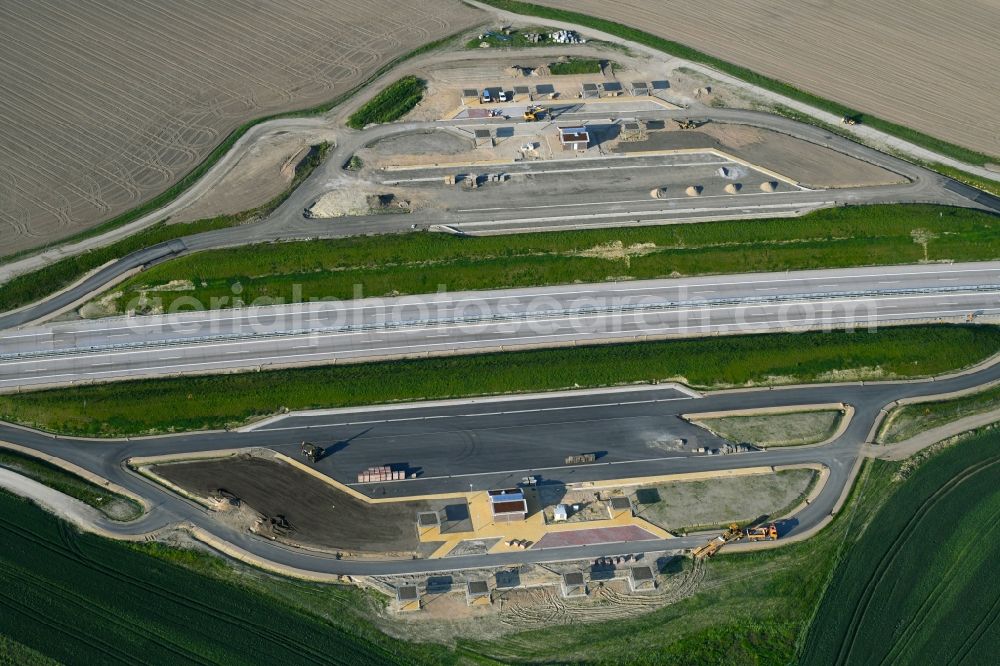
[523,105,544,122]
[691,523,742,559]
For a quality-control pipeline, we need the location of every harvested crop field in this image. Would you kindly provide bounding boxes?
[153,455,461,554]
[533,0,1000,156]
[0,0,483,255]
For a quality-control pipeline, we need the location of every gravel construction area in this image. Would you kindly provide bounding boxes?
[696,410,844,447]
[153,455,462,554]
[536,0,1000,157]
[173,129,336,222]
[632,469,815,531]
[0,0,483,254]
[616,124,904,188]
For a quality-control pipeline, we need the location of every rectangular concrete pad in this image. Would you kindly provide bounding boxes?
[533,525,658,549]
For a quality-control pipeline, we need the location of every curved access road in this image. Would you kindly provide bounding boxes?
[2,350,999,575]
[2,101,999,331]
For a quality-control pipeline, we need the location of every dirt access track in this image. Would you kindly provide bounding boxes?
[0,0,484,255]
[534,0,1000,158]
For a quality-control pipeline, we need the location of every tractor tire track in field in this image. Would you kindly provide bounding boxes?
[834,454,1000,665]
[0,0,484,255]
[876,497,1000,665]
[0,518,205,665]
[0,509,394,665]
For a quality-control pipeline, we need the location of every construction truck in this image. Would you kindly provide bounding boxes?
[691,523,741,559]
[523,105,544,121]
[300,441,323,463]
[745,523,779,542]
[673,118,702,130]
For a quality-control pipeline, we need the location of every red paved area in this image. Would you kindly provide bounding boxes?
[533,525,659,549]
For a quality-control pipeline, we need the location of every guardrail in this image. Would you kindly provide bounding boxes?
[2,283,997,361]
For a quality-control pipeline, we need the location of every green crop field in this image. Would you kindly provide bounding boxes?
[0,325,994,437]
[0,490,455,665]
[347,76,426,129]
[102,204,1000,315]
[0,142,330,314]
[801,428,1000,664]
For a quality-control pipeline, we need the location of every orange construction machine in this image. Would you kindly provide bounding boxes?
[745,523,779,542]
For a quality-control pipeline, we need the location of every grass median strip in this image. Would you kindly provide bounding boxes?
[0,324,995,437]
[0,448,142,521]
[103,204,1000,315]
[347,76,426,129]
[878,383,1000,444]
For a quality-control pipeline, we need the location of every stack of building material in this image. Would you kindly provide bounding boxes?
[358,465,405,482]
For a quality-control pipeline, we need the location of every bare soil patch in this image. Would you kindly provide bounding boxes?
[617,124,903,188]
[152,455,459,555]
[536,0,1000,156]
[173,130,335,222]
[697,410,844,448]
[632,469,815,531]
[0,0,483,254]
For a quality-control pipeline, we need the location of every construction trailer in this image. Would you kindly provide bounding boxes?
[608,496,633,517]
[565,452,597,465]
[600,81,623,97]
[466,580,491,606]
[561,572,588,598]
[487,488,528,522]
[691,523,742,559]
[558,126,589,151]
[395,585,421,612]
[628,566,657,592]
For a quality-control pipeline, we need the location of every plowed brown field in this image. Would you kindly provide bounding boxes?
[536,0,1000,157]
[0,0,482,254]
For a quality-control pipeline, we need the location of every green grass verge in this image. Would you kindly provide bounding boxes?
[105,204,1000,314]
[475,0,998,167]
[0,490,460,665]
[0,29,467,267]
[0,447,142,521]
[347,76,426,130]
[0,142,329,314]
[548,57,602,75]
[0,325,995,437]
[699,410,844,448]
[800,428,1000,664]
[879,383,1000,444]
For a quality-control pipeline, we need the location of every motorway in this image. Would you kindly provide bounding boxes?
[1,262,998,391]
[3,350,1000,575]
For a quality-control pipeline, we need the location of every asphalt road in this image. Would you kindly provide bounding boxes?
[1,262,997,391]
[3,103,999,331]
[4,351,1000,575]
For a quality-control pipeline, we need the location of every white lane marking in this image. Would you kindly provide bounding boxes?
[5,304,998,387]
[4,291,999,368]
[254,396,693,432]
[347,455,689,485]
[8,265,1000,340]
